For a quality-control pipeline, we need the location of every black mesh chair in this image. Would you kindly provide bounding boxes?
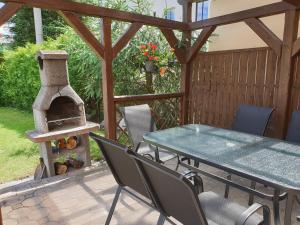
[286,110,300,144]
[130,151,270,225]
[120,104,177,163]
[90,133,171,225]
[226,104,274,203]
[232,104,274,136]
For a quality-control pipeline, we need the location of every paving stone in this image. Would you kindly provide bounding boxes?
[1,161,300,225]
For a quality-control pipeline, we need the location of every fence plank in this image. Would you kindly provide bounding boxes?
[189,47,280,136]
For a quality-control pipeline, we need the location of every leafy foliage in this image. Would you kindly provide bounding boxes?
[0,0,181,121]
[0,40,62,111]
[10,7,66,47]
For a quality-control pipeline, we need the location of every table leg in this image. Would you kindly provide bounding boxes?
[0,207,3,225]
[284,192,295,225]
[273,190,281,225]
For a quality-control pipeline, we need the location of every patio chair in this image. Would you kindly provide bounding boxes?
[130,151,270,225]
[120,104,177,163]
[286,110,300,144]
[225,104,274,200]
[232,104,274,136]
[89,132,167,225]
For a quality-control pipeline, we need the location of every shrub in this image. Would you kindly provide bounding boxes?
[0,40,62,111]
[0,0,181,119]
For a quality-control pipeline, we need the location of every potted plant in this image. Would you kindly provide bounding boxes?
[140,42,160,73]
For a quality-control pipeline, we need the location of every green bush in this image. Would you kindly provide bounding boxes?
[0,40,62,111]
[0,0,181,118]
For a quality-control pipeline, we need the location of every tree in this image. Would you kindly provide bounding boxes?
[10,7,66,47]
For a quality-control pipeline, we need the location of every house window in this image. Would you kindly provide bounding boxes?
[165,8,175,20]
[196,0,209,21]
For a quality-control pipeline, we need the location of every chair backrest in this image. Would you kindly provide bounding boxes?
[129,151,208,225]
[232,104,274,136]
[120,104,156,148]
[89,133,149,198]
[286,110,300,144]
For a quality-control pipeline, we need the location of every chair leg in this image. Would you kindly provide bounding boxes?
[105,186,122,225]
[194,160,200,168]
[224,174,232,198]
[157,214,166,225]
[248,181,256,206]
[175,156,180,171]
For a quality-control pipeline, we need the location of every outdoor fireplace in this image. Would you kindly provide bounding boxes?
[26,51,99,177]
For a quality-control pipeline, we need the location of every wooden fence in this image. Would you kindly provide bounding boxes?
[114,93,183,145]
[188,47,282,136]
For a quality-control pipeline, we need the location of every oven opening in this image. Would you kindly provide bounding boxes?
[46,97,83,131]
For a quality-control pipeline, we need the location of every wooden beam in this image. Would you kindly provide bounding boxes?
[3,0,188,30]
[283,0,300,6]
[245,18,282,56]
[59,11,104,59]
[189,2,295,30]
[112,22,142,58]
[0,207,2,225]
[101,18,116,140]
[160,28,186,63]
[186,26,216,63]
[276,10,299,139]
[114,92,184,103]
[292,37,300,56]
[180,1,193,125]
[0,2,23,27]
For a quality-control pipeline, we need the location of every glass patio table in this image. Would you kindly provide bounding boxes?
[143,124,300,225]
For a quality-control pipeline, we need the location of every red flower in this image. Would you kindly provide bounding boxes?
[151,44,158,50]
[154,56,159,61]
[144,51,149,56]
[140,44,147,49]
[148,56,154,61]
[160,67,167,76]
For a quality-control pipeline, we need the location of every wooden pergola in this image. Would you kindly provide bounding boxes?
[0,0,300,141]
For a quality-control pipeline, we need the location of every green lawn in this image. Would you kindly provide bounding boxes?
[0,107,103,183]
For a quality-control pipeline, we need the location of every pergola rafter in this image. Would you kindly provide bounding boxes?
[189,2,297,30]
[244,18,282,57]
[0,2,22,26]
[283,0,300,7]
[2,0,189,30]
[112,23,143,59]
[59,11,105,59]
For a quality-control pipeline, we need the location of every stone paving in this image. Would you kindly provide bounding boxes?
[0,160,299,225]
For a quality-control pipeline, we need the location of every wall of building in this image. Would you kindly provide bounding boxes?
[208,0,300,51]
[151,0,196,22]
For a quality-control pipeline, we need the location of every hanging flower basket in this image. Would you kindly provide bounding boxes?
[145,60,157,73]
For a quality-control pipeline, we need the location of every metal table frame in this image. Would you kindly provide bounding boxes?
[143,124,300,225]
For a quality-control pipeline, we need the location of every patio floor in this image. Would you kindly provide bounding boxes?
[0,160,299,225]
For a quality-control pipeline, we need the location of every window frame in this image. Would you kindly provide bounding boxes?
[195,0,209,21]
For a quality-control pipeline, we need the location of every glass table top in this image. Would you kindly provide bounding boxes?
[143,124,300,191]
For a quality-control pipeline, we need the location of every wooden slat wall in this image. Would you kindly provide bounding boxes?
[188,47,281,136]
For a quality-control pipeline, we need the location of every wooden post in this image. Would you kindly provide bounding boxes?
[101,18,116,139]
[180,1,192,124]
[276,10,299,138]
[0,207,3,225]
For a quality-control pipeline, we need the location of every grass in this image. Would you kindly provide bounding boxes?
[0,107,103,183]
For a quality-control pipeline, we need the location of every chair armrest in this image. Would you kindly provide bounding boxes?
[181,171,204,194]
[235,203,270,225]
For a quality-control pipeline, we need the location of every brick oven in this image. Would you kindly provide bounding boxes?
[26,50,99,177]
